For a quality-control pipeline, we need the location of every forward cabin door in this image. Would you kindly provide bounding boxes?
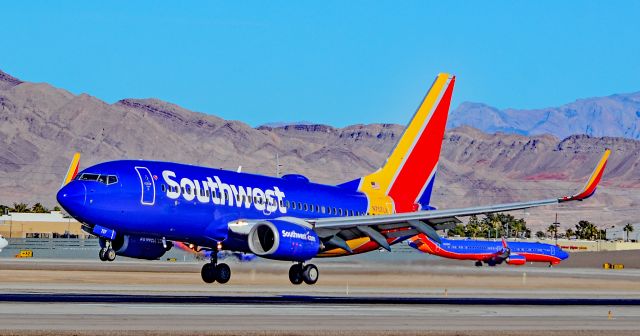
[135,166,155,206]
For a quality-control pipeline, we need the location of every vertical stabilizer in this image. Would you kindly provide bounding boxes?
[350,73,455,213]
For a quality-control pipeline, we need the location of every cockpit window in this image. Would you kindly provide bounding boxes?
[79,173,100,181]
[78,173,118,185]
[107,175,118,185]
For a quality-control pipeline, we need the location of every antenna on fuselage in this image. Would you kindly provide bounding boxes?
[276,153,283,177]
[237,166,242,173]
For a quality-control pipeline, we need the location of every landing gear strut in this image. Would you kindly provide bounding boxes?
[99,240,116,262]
[200,250,231,284]
[289,263,319,285]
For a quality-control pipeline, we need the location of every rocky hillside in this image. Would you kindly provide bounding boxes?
[449,92,640,140]
[1,69,638,228]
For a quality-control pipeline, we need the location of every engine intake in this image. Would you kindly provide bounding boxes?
[247,219,319,261]
[506,254,526,265]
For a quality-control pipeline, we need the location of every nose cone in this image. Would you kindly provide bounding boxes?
[57,182,87,215]
[558,249,569,260]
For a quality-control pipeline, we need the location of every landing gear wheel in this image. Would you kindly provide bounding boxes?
[475,261,483,267]
[288,264,303,285]
[105,248,116,262]
[216,263,231,284]
[201,263,216,283]
[98,248,108,261]
[302,264,319,285]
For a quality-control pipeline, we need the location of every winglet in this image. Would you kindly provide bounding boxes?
[559,149,610,202]
[501,237,508,249]
[62,152,81,187]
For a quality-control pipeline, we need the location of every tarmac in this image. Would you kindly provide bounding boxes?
[1,258,640,335]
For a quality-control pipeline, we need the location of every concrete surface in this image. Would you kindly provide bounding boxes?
[1,259,640,335]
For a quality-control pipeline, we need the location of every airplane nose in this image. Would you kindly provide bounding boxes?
[56,182,87,213]
[559,249,569,260]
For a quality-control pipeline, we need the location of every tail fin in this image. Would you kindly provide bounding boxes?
[62,152,81,187]
[354,73,455,213]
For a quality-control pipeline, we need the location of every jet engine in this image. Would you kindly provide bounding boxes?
[247,219,320,261]
[506,254,526,265]
[100,234,172,260]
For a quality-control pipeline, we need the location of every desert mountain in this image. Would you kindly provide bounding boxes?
[449,92,640,139]
[0,69,638,228]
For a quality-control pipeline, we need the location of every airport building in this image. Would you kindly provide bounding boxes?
[0,211,86,239]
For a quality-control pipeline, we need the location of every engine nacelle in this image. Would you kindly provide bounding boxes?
[101,234,172,260]
[247,219,320,261]
[506,254,526,266]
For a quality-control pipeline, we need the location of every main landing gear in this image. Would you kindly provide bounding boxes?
[288,263,318,285]
[99,240,116,262]
[474,261,483,267]
[201,252,231,284]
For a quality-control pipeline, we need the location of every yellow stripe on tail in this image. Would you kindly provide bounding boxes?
[62,152,81,187]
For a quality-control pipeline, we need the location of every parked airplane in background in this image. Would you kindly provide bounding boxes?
[0,235,8,252]
[56,73,610,285]
[409,234,569,267]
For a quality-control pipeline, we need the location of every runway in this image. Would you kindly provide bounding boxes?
[2,293,640,305]
[1,299,639,335]
[2,259,640,335]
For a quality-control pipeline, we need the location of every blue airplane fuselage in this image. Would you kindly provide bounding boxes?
[58,159,371,253]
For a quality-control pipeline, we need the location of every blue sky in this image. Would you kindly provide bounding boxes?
[2,1,639,127]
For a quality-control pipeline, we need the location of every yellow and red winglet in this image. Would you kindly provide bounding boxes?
[559,149,610,202]
[62,152,81,187]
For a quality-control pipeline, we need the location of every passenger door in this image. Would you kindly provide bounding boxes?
[135,166,155,206]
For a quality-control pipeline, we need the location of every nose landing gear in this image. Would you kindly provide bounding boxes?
[99,240,116,262]
[289,263,318,285]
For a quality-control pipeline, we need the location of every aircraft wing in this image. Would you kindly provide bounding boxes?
[310,150,610,252]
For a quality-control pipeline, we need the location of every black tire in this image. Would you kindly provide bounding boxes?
[106,248,116,262]
[98,248,108,261]
[302,264,319,285]
[216,263,231,284]
[288,264,303,285]
[475,261,483,267]
[201,263,216,283]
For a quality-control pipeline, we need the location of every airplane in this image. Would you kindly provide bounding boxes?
[0,234,8,252]
[55,73,610,285]
[408,234,569,267]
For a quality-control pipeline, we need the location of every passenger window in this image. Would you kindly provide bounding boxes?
[161,185,166,192]
[292,202,296,209]
[338,209,343,216]
[286,201,290,208]
[298,202,302,209]
[321,206,326,214]
[304,204,308,211]
[327,207,332,215]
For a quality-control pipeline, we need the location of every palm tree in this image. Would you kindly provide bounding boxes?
[565,228,575,239]
[546,224,558,239]
[31,202,48,213]
[11,202,30,213]
[623,223,635,242]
